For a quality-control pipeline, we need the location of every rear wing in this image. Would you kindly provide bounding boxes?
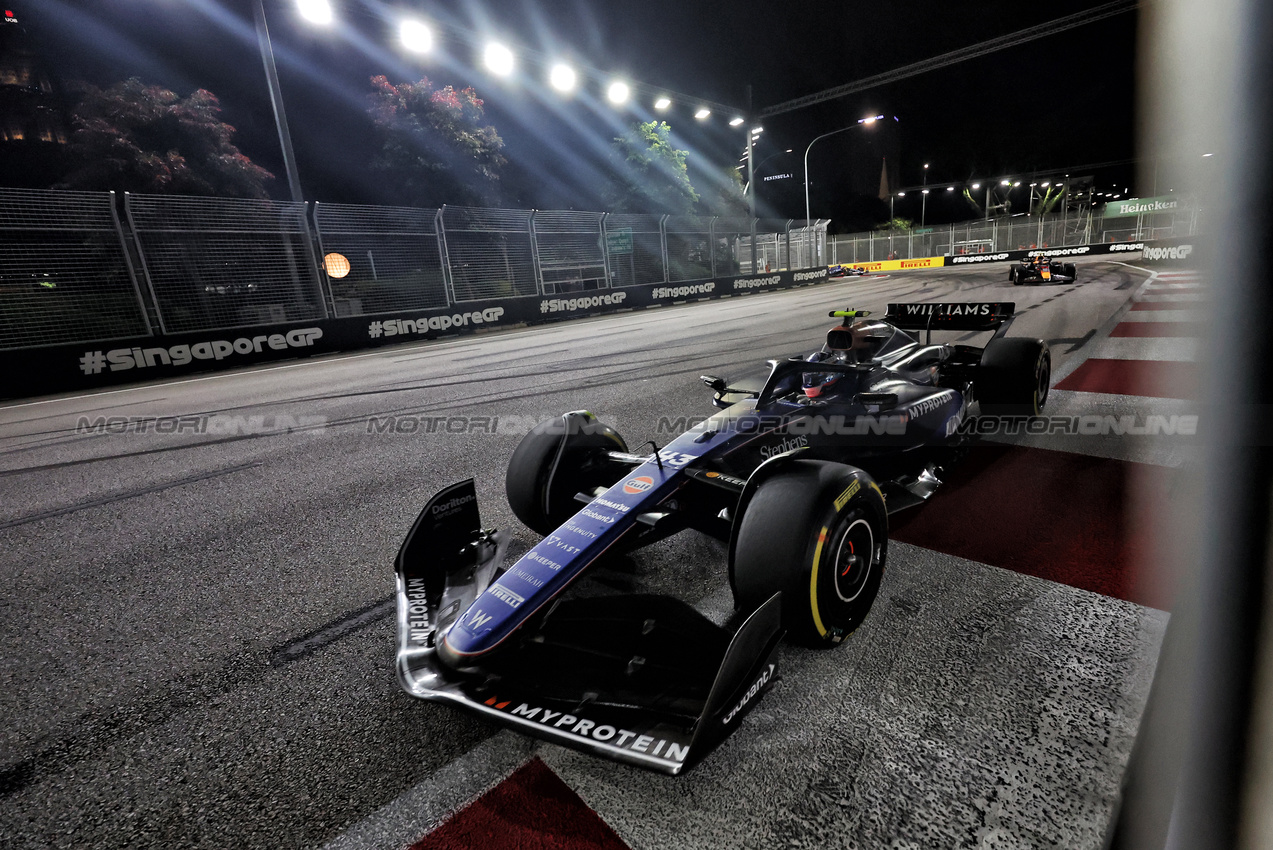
[885,302,1015,341]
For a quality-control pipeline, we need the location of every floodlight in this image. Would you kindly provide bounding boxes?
[484,42,514,76]
[607,81,629,104]
[297,0,332,24]
[399,20,432,53]
[549,63,576,92]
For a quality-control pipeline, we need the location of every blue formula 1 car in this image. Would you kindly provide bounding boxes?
[394,302,1051,774]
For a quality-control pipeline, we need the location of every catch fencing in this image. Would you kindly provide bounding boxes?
[0,187,826,351]
[827,202,1202,264]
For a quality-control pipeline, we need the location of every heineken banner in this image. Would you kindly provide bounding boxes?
[1102,194,1184,218]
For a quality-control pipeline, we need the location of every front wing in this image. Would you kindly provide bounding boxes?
[394,480,783,774]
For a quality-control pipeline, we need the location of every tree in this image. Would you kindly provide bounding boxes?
[58,78,272,198]
[696,164,750,217]
[366,75,506,208]
[606,121,699,215]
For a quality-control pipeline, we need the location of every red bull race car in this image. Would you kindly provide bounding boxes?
[394,302,1051,774]
[1009,254,1078,285]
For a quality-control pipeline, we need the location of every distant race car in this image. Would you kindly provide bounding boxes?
[394,302,1051,774]
[1009,254,1077,285]
[828,263,868,277]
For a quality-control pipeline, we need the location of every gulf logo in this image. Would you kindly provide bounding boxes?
[623,475,655,495]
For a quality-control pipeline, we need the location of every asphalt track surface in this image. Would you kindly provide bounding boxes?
[0,259,1187,848]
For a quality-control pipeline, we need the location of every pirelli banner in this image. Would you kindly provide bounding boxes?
[842,256,946,273]
[3,267,832,398]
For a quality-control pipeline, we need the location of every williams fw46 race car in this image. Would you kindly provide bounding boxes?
[1009,254,1078,285]
[828,263,868,278]
[394,302,1051,774]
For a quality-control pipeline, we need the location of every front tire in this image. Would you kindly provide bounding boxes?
[506,411,628,535]
[731,461,887,647]
[977,338,1051,415]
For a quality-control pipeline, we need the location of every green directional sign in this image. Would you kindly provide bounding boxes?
[605,228,633,254]
[1103,194,1182,218]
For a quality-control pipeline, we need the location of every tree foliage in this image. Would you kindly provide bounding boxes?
[58,78,272,198]
[366,75,507,208]
[697,164,750,217]
[606,121,699,215]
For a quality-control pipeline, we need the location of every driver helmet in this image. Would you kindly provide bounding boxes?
[801,351,840,398]
[802,319,894,397]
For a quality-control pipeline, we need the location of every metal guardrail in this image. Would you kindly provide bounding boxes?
[0,187,828,350]
[829,204,1201,263]
[313,202,447,317]
[125,193,326,334]
[0,188,150,351]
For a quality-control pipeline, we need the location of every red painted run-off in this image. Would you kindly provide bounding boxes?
[1054,358,1197,400]
[1111,321,1202,338]
[409,758,631,850]
[1130,300,1204,311]
[891,445,1173,610]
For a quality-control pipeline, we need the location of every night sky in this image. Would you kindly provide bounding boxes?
[13,0,1139,230]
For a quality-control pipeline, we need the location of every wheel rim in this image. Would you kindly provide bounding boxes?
[832,518,875,603]
[1035,355,1051,412]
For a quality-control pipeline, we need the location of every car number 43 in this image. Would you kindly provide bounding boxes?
[657,450,698,468]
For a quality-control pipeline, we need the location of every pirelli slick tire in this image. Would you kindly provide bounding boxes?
[731,461,887,648]
[506,411,629,535]
[1010,267,1022,285]
[977,338,1051,416]
[1064,263,1077,280]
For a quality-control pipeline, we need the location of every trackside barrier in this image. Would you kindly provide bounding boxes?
[1,268,830,398]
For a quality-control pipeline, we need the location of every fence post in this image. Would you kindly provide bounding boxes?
[310,201,338,317]
[709,216,717,278]
[528,209,546,296]
[659,215,670,283]
[122,191,170,335]
[108,190,156,336]
[437,205,457,305]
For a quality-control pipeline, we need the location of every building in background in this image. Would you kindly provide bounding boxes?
[0,4,70,188]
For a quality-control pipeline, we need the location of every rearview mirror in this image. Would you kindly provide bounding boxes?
[700,375,727,392]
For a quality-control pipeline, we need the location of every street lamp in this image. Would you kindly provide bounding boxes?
[921,188,930,225]
[803,116,881,225]
[253,0,308,202]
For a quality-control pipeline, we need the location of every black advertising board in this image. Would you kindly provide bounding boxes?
[1,268,830,399]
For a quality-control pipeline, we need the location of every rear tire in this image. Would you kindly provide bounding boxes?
[731,461,887,647]
[506,411,628,535]
[1065,263,1077,280]
[977,338,1051,415]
